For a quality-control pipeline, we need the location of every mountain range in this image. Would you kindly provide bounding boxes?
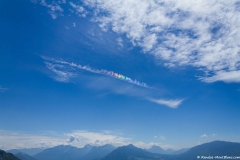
[8,148,44,156]
[4,141,240,160]
[14,153,36,160]
[101,141,240,160]
[33,144,115,160]
[147,145,189,155]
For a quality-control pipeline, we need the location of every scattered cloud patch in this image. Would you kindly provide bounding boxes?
[59,0,66,4]
[116,38,123,48]
[38,0,64,19]
[201,71,240,83]
[154,135,166,140]
[0,86,8,92]
[73,22,76,27]
[43,58,77,83]
[211,134,217,137]
[83,0,240,83]
[65,130,130,147]
[200,134,208,138]
[69,2,87,17]
[148,98,183,108]
[200,133,217,138]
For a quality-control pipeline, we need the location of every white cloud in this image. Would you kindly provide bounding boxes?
[116,38,123,48]
[0,130,176,150]
[0,86,8,92]
[65,130,130,147]
[148,98,183,108]
[133,141,177,150]
[0,130,66,150]
[33,0,89,18]
[38,0,64,19]
[69,2,87,17]
[201,71,240,83]
[42,57,183,108]
[0,130,129,150]
[211,134,217,137]
[86,77,183,108]
[200,134,208,138]
[44,60,77,83]
[153,135,166,140]
[83,0,240,83]
[73,22,76,27]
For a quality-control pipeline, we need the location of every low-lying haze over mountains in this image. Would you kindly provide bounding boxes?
[2,141,240,160]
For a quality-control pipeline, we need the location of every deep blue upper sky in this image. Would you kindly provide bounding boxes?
[1,0,240,150]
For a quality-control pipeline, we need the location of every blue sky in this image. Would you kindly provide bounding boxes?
[1,0,240,150]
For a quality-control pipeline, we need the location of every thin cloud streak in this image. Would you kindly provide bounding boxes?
[148,98,184,108]
[42,57,151,88]
[42,57,183,108]
[0,86,8,92]
[86,77,184,108]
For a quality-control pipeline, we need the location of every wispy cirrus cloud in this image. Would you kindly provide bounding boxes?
[42,57,183,108]
[148,98,183,108]
[0,86,8,92]
[42,56,150,88]
[44,61,77,83]
[82,0,240,83]
[69,2,88,17]
[32,0,64,19]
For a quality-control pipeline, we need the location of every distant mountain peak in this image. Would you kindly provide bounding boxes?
[148,145,165,154]
[83,144,92,149]
[0,149,20,160]
[126,144,135,147]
